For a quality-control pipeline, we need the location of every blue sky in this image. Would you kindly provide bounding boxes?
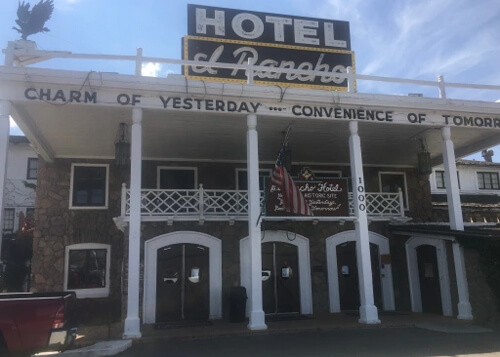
[1,0,499,160]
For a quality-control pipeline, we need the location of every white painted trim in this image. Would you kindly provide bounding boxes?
[326,230,395,313]
[69,163,109,209]
[156,166,198,189]
[239,230,313,315]
[143,231,222,324]
[378,171,409,209]
[63,243,111,299]
[405,236,452,316]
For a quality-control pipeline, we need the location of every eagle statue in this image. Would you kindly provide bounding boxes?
[12,0,55,40]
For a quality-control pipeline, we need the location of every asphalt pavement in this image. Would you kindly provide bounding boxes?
[115,326,500,357]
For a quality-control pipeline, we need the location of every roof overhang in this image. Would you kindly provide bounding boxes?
[1,66,499,167]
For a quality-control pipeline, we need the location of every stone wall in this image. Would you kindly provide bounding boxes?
[32,158,127,323]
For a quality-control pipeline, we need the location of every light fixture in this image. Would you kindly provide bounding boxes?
[115,122,130,169]
[417,138,432,175]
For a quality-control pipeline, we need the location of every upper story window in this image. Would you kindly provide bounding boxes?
[236,169,271,190]
[27,158,38,180]
[477,172,500,190]
[2,208,15,233]
[379,172,408,209]
[435,170,460,189]
[25,208,35,222]
[313,171,342,179]
[158,167,197,189]
[64,243,111,298]
[70,164,109,209]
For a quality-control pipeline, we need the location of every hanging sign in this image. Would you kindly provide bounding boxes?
[265,179,349,216]
[184,4,354,90]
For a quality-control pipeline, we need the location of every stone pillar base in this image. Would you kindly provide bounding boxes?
[247,310,267,330]
[457,302,473,320]
[123,316,142,339]
[358,304,381,324]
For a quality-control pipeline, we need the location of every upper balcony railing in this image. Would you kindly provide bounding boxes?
[120,184,405,223]
[4,41,500,99]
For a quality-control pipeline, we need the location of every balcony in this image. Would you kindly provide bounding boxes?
[120,184,405,224]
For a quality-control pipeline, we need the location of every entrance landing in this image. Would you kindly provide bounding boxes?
[72,313,492,349]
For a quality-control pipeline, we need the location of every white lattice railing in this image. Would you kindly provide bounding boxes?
[348,190,405,217]
[121,184,404,222]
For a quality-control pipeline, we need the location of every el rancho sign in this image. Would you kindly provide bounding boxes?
[183,4,354,90]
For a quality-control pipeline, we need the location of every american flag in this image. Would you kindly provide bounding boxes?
[271,146,313,216]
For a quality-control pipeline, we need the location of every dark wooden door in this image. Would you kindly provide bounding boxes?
[337,241,383,311]
[262,242,300,314]
[337,241,359,310]
[156,243,209,322]
[417,245,442,314]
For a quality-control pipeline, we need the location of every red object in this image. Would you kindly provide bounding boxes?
[0,292,77,353]
[271,148,312,216]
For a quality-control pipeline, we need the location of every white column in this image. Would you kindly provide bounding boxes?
[441,126,472,320]
[0,101,10,260]
[246,113,267,330]
[123,108,143,339]
[348,121,380,324]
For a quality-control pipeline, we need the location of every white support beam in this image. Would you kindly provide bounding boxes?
[245,112,267,331]
[123,108,143,339]
[348,121,380,324]
[441,126,472,320]
[0,101,11,259]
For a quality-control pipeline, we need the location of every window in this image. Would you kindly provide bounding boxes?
[313,171,342,179]
[236,169,271,190]
[70,164,108,208]
[435,171,446,189]
[25,208,35,222]
[158,167,197,189]
[435,170,460,190]
[477,172,500,190]
[27,158,38,180]
[64,243,110,298]
[379,172,408,209]
[2,208,15,233]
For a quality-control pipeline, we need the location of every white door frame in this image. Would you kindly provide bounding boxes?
[240,230,313,315]
[406,236,452,316]
[326,230,395,313]
[143,231,222,324]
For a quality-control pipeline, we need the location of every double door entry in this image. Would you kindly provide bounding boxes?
[262,242,300,315]
[156,243,209,322]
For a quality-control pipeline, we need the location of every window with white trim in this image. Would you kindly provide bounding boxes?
[435,170,460,189]
[27,158,38,180]
[477,172,500,190]
[379,172,408,209]
[158,167,197,189]
[2,208,15,233]
[64,243,111,298]
[236,169,272,190]
[70,164,109,208]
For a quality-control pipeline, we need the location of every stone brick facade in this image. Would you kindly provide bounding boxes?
[32,157,500,324]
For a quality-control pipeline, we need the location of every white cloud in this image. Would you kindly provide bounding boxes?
[141,62,175,78]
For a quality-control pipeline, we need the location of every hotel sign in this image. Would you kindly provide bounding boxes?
[266,179,349,217]
[183,4,354,90]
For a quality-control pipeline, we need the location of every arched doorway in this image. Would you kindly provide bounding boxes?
[240,230,313,315]
[406,236,452,316]
[326,231,395,313]
[143,231,222,324]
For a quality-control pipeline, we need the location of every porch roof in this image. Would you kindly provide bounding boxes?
[1,65,499,168]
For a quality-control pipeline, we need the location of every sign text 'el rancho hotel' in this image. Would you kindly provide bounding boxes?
[183,4,354,90]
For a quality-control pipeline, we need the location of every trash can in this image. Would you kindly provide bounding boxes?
[229,286,247,322]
